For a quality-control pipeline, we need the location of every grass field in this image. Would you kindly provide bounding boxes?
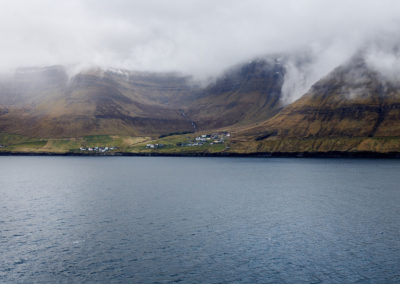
[0,133,151,153]
[126,133,230,154]
[1,131,399,154]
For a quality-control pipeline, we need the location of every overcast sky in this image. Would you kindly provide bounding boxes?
[1,0,400,84]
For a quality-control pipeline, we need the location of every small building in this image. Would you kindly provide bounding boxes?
[195,137,207,142]
[146,144,155,149]
[146,144,164,149]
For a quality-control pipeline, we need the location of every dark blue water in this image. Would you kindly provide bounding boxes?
[1,157,400,283]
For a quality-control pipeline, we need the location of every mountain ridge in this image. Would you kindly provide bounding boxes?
[0,58,287,138]
[2,54,400,155]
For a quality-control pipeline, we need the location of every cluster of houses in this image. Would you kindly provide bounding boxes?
[79,146,117,153]
[0,145,4,148]
[178,132,230,147]
[145,143,165,149]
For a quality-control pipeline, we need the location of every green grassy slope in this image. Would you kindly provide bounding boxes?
[234,58,400,153]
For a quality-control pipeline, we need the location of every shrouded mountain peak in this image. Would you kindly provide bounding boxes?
[186,57,286,130]
[238,55,400,146]
[0,57,292,138]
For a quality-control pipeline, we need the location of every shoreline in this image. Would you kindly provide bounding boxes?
[1,150,400,158]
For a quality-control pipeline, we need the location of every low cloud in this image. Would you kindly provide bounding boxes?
[0,0,400,97]
[281,40,361,104]
[365,38,400,84]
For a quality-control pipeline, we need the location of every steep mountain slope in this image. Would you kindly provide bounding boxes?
[187,58,285,130]
[0,58,288,138]
[235,57,400,153]
[0,67,197,137]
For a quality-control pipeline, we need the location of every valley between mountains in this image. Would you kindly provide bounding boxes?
[1,54,400,156]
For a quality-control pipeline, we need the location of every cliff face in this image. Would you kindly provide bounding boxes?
[187,58,285,130]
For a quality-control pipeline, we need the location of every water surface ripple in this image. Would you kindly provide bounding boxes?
[1,157,400,283]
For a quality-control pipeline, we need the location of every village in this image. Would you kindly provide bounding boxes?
[177,132,230,147]
[144,132,231,150]
[79,146,117,153]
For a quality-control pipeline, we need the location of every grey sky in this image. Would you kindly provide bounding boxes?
[1,0,400,86]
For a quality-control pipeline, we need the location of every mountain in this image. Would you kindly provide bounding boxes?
[0,58,287,138]
[187,58,285,130]
[235,57,400,153]
[0,66,198,137]
[3,53,400,155]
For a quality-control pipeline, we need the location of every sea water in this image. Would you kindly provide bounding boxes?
[1,157,399,283]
